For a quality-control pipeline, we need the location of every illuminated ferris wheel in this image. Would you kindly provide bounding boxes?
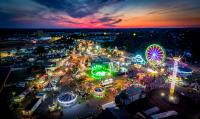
[145,44,165,66]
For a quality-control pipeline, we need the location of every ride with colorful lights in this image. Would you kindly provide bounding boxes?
[133,54,146,65]
[145,44,165,66]
[89,64,112,80]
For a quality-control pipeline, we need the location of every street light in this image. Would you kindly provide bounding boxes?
[161,92,165,97]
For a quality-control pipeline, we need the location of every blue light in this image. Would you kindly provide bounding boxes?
[133,54,146,65]
[152,53,157,57]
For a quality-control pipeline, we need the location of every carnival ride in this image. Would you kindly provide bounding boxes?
[145,44,165,66]
[169,57,181,96]
[90,64,111,80]
[57,92,77,107]
[93,87,105,98]
[133,54,146,65]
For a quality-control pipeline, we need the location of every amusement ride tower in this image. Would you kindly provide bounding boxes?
[169,57,181,97]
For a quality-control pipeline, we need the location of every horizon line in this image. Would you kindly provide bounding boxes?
[0,27,200,30]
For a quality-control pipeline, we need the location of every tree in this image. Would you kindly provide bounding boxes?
[34,46,46,57]
[16,46,21,56]
[0,49,2,64]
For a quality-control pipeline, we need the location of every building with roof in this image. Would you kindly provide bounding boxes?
[115,87,146,106]
[22,98,42,116]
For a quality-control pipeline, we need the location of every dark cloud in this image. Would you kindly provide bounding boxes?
[99,16,113,22]
[41,14,83,25]
[147,1,200,15]
[99,16,122,27]
[0,12,17,28]
[0,1,47,28]
[32,0,124,18]
[99,15,122,25]
[1,0,200,28]
[111,19,122,24]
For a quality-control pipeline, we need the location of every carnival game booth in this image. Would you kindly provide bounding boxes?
[14,88,32,103]
[57,92,77,107]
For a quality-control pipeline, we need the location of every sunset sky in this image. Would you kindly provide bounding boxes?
[1,0,200,28]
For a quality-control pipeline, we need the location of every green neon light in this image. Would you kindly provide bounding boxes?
[90,64,111,80]
[93,92,105,98]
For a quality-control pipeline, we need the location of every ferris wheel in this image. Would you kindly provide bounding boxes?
[145,44,165,66]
